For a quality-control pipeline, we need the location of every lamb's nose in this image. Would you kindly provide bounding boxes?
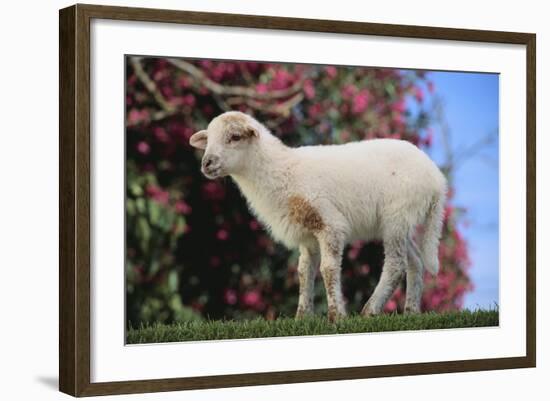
[202,155,218,170]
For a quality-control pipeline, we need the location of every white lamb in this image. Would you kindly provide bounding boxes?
[190,111,447,322]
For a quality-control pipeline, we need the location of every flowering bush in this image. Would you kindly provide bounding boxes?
[125,56,472,326]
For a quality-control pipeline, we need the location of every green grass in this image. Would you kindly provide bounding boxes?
[127,309,498,344]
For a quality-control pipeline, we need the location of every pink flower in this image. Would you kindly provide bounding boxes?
[153,127,169,143]
[393,113,405,128]
[272,69,291,89]
[414,87,424,103]
[182,93,196,107]
[360,264,370,275]
[181,127,194,142]
[136,141,150,155]
[178,76,190,89]
[223,289,237,305]
[249,219,260,231]
[211,65,226,82]
[303,79,316,99]
[384,299,397,312]
[160,86,173,99]
[216,229,229,241]
[347,247,360,260]
[244,62,259,72]
[153,191,169,205]
[256,83,268,94]
[444,205,453,220]
[145,184,169,205]
[202,181,225,201]
[174,200,192,215]
[351,90,369,114]
[347,241,365,261]
[391,99,406,113]
[128,109,148,125]
[429,293,443,308]
[324,66,337,78]
[242,290,262,308]
[307,103,322,119]
[341,84,356,100]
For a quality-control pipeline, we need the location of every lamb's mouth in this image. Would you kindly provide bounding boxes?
[202,167,224,179]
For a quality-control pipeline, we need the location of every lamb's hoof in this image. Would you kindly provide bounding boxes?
[295,308,313,320]
[327,308,346,323]
[404,306,421,314]
[361,305,378,317]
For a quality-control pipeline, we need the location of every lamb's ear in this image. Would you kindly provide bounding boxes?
[190,130,208,149]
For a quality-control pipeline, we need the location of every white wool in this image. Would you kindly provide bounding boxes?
[230,124,446,273]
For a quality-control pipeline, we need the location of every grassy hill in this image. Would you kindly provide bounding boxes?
[127,309,498,344]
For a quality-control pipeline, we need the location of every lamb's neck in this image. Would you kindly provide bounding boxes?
[231,137,296,203]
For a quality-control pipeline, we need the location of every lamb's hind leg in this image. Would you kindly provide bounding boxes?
[316,230,346,322]
[405,237,424,314]
[295,244,319,319]
[361,237,407,316]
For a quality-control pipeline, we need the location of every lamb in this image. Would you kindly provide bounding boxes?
[189,111,447,322]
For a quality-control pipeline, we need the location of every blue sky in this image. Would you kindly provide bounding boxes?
[409,71,499,310]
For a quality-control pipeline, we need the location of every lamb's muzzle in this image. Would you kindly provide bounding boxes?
[190,111,447,322]
[201,154,221,178]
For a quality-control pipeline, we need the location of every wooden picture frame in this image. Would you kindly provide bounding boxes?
[59,3,536,397]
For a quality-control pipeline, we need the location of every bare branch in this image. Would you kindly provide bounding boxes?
[453,130,498,168]
[129,57,176,114]
[127,57,307,128]
[166,58,306,100]
[225,93,304,116]
[430,94,498,183]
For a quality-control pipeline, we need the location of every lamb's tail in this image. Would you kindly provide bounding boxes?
[421,192,445,275]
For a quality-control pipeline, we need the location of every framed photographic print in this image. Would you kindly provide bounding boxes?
[59,4,536,397]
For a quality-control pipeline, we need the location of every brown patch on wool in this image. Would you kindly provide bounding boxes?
[325,237,342,258]
[223,113,248,124]
[288,196,325,232]
[319,263,345,322]
[327,304,339,323]
[221,113,258,141]
[296,266,313,315]
[320,265,336,297]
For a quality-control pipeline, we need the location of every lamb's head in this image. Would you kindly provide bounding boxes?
[189,111,260,179]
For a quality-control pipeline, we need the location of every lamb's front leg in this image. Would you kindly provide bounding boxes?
[295,245,319,319]
[317,231,347,322]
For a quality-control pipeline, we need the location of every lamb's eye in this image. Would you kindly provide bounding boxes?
[230,134,241,142]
